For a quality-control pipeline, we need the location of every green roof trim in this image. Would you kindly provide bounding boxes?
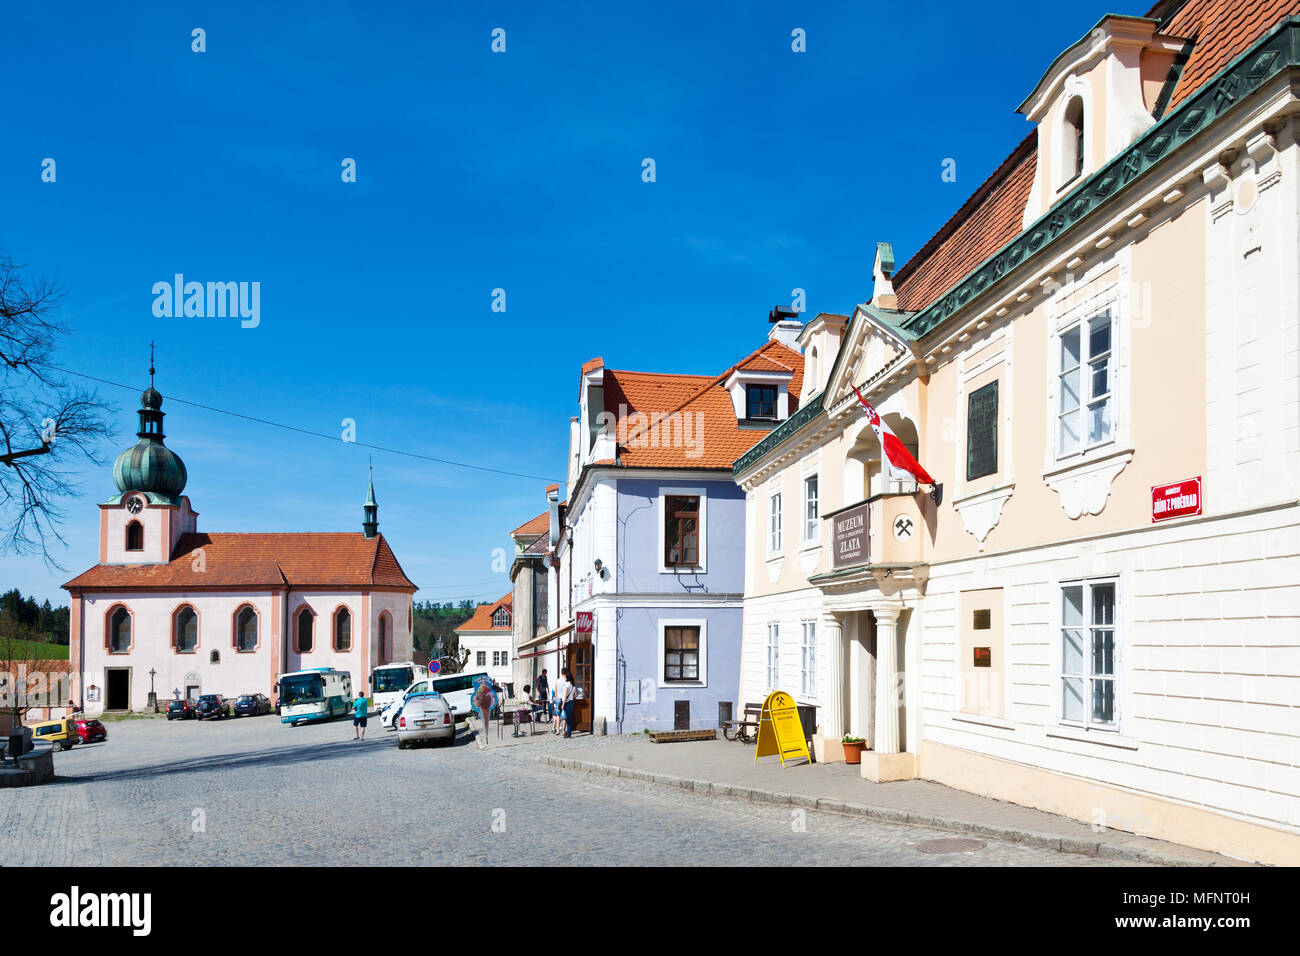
[903,16,1300,341]
[861,303,920,341]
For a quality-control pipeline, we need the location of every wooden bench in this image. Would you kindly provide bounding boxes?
[721,702,763,743]
[649,729,717,744]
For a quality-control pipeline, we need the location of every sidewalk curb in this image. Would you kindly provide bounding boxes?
[537,754,1226,867]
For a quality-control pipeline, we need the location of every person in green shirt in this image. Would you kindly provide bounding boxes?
[352,695,368,740]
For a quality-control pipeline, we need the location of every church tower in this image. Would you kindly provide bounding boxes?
[102,354,197,564]
[362,467,379,539]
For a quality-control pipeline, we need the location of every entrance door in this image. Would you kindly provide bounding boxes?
[106,669,130,711]
[566,642,593,733]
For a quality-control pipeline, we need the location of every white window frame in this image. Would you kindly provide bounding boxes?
[766,622,781,690]
[1055,310,1115,459]
[768,491,783,554]
[476,650,487,667]
[799,620,817,699]
[1057,576,1121,732]
[657,618,707,688]
[657,486,708,575]
[802,474,819,545]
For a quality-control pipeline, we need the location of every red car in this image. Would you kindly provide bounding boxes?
[75,718,107,744]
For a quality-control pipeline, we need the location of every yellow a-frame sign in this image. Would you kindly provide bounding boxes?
[753,690,811,768]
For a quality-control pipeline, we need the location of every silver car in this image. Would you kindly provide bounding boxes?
[395,692,456,749]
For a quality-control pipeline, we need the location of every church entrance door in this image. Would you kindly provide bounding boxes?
[106,668,130,711]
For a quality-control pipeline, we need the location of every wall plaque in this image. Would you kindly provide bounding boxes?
[973,608,991,630]
[973,647,992,668]
[832,502,870,570]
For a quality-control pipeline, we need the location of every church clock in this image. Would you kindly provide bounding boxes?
[125,495,144,514]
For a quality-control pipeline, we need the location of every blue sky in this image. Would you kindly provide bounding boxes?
[0,1,1110,605]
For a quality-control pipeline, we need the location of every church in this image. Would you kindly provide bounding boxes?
[64,372,417,715]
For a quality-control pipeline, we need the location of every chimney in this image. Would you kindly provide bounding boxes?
[768,304,803,349]
[872,242,898,310]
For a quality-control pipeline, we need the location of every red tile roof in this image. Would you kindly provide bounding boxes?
[1162,0,1300,110]
[737,353,793,373]
[64,533,416,591]
[581,357,604,374]
[510,510,550,537]
[456,592,513,632]
[603,339,805,469]
[894,134,1038,313]
[893,0,1299,315]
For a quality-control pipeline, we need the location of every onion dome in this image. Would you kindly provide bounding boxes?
[113,378,187,498]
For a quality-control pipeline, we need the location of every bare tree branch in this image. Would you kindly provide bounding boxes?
[0,251,116,568]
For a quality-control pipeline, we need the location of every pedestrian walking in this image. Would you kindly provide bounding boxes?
[352,694,368,740]
[536,668,550,721]
[561,668,576,739]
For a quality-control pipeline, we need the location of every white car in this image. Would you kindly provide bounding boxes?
[381,671,492,730]
[395,692,456,749]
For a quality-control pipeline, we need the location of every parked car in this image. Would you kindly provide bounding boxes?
[381,670,491,731]
[167,699,197,720]
[395,691,456,749]
[233,693,272,717]
[274,695,281,716]
[29,717,79,752]
[195,694,231,720]
[74,718,108,744]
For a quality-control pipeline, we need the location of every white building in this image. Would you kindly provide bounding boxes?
[65,378,417,714]
[454,593,515,690]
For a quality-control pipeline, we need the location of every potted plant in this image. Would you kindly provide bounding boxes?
[841,734,867,764]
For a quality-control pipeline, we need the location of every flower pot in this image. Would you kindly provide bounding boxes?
[842,740,866,764]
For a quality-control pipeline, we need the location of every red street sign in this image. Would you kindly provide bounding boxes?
[1152,477,1202,522]
[576,611,593,636]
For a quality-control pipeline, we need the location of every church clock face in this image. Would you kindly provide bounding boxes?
[125,496,143,514]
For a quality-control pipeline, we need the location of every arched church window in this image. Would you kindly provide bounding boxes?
[377,613,388,664]
[108,606,132,653]
[296,607,314,653]
[234,606,258,652]
[174,606,198,653]
[125,520,144,551]
[334,607,352,652]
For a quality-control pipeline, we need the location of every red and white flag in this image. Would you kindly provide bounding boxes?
[851,385,934,486]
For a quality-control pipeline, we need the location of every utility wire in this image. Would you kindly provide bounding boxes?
[49,365,564,484]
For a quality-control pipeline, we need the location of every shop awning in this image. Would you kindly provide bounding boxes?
[517,621,573,652]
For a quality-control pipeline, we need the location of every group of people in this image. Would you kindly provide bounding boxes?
[512,667,577,739]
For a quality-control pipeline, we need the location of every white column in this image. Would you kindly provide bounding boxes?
[872,605,901,754]
[821,612,844,738]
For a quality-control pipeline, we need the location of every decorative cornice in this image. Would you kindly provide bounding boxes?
[902,16,1300,341]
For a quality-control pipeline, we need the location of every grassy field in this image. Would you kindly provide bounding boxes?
[6,640,69,660]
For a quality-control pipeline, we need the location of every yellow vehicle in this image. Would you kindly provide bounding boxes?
[28,717,80,752]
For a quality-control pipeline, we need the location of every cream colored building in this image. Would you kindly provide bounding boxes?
[733,4,1300,864]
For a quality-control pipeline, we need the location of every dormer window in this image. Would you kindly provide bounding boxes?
[1063,95,1085,185]
[492,606,511,628]
[746,385,778,421]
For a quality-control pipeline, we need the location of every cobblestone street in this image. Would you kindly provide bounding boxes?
[0,716,1135,866]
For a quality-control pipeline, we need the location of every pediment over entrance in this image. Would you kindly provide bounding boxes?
[825,306,916,411]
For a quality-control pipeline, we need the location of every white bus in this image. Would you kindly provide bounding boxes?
[370,661,429,715]
[278,667,353,725]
